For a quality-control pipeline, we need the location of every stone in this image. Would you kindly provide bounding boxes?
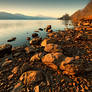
[25,46,37,54]
[0,44,12,57]
[19,70,44,85]
[41,38,57,47]
[38,28,43,31]
[30,52,44,62]
[42,52,65,70]
[32,33,38,38]
[46,25,51,32]
[60,57,85,75]
[2,60,13,67]
[47,29,53,33]
[30,37,42,45]
[12,82,25,92]
[26,37,30,40]
[7,37,16,42]
[12,66,19,74]
[44,44,62,53]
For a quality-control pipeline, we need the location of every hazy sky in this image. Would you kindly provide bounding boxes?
[0,0,90,17]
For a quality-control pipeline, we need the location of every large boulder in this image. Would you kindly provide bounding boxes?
[19,70,44,86]
[0,44,12,57]
[44,44,62,53]
[30,37,42,45]
[60,57,85,76]
[42,52,65,70]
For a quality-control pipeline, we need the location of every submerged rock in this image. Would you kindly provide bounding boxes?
[7,37,16,42]
[26,37,30,41]
[0,44,12,58]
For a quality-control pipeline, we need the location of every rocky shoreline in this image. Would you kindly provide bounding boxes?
[0,24,92,92]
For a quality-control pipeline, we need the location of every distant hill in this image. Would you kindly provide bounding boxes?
[0,12,56,20]
[71,1,92,23]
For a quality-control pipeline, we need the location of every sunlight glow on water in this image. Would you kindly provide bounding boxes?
[0,20,73,47]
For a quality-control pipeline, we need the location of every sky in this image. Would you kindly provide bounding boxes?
[0,0,90,18]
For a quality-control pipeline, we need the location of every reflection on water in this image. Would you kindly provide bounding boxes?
[0,20,73,47]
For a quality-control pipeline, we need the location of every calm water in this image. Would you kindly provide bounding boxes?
[0,20,73,47]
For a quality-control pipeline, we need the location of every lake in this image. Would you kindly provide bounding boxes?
[0,20,73,47]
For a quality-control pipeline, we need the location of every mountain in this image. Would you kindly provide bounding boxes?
[71,0,92,23]
[0,12,56,20]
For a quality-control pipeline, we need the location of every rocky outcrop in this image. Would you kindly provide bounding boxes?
[71,1,92,23]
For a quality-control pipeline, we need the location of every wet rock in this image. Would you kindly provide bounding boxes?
[46,25,51,32]
[38,28,43,31]
[7,37,16,42]
[32,33,38,38]
[25,46,37,54]
[12,82,25,92]
[41,38,57,47]
[26,37,30,41]
[44,44,62,53]
[19,70,44,85]
[12,66,19,74]
[30,37,42,45]
[2,59,13,67]
[0,44,12,58]
[20,63,31,73]
[30,52,44,62]
[42,52,65,70]
[47,29,53,33]
[60,57,85,75]
[63,46,86,57]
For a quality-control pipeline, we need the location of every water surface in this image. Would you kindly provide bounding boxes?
[0,20,73,47]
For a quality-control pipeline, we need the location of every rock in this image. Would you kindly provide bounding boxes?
[44,44,62,53]
[30,52,44,62]
[32,33,38,38]
[25,46,37,54]
[42,52,65,70]
[19,70,44,85]
[63,46,86,57]
[26,37,30,40]
[30,37,42,45]
[0,44,12,57]
[2,59,13,67]
[7,37,16,42]
[12,82,25,92]
[47,29,53,33]
[41,38,57,47]
[46,25,51,32]
[60,57,85,75]
[20,63,31,73]
[12,66,19,74]
[38,28,43,31]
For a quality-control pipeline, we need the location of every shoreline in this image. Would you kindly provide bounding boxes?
[0,23,92,91]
